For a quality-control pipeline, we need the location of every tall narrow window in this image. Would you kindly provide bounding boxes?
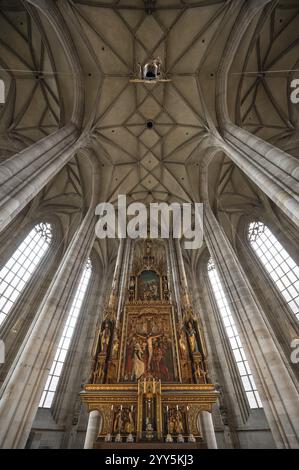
[248,221,299,320]
[208,259,262,409]
[39,259,92,408]
[0,222,52,327]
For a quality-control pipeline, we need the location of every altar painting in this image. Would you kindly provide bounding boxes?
[137,270,160,301]
[123,312,175,382]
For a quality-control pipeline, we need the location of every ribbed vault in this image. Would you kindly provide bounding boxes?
[0,0,298,249]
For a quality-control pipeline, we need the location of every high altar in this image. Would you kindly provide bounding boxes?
[80,239,218,448]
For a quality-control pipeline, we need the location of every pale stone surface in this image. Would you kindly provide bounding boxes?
[200,411,218,449]
[204,203,299,448]
[84,410,101,449]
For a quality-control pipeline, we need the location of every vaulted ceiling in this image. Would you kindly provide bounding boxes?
[0,0,298,250]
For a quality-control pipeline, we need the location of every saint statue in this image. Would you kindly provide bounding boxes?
[131,342,145,380]
[178,330,188,360]
[112,332,119,358]
[186,320,199,353]
[94,357,105,383]
[129,276,135,289]
[100,321,111,354]
[174,410,184,434]
[194,355,207,383]
[124,409,135,434]
[113,408,122,433]
[168,413,176,434]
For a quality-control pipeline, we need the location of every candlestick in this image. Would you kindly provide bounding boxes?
[166,406,170,435]
[186,405,190,433]
[119,405,123,434]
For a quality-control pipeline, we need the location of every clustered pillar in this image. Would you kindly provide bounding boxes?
[203,203,299,448]
[0,202,97,448]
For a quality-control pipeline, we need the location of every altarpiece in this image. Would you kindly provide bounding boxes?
[81,239,218,447]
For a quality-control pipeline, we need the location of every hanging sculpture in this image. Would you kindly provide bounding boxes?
[130,57,171,84]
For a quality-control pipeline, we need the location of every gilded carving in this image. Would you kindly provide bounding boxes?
[81,238,218,445]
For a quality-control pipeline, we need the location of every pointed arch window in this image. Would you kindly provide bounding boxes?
[39,259,92,409]
[208,259,262,409]
[0,222,52,327]
[248,222,299,320]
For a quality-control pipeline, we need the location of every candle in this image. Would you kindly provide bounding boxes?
[109,404,114,436]
[186,405,191,436]
[166,405,170,435]
[120,405,123,410]
[176,405,179,411]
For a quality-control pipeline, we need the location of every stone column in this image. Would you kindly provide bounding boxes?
[218,127,299,228]
[167,239,183,318]
[204,203,299,448]
[0,200,97,448]
[216,0,299,227]
[0,0,84,233]
[106,238,125,325]
[113,239,125,298]
[84,410,101,449]
[174,238,192,310]
[200,411,218,449]
[116,238,132,324]
[0,124,80,233]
